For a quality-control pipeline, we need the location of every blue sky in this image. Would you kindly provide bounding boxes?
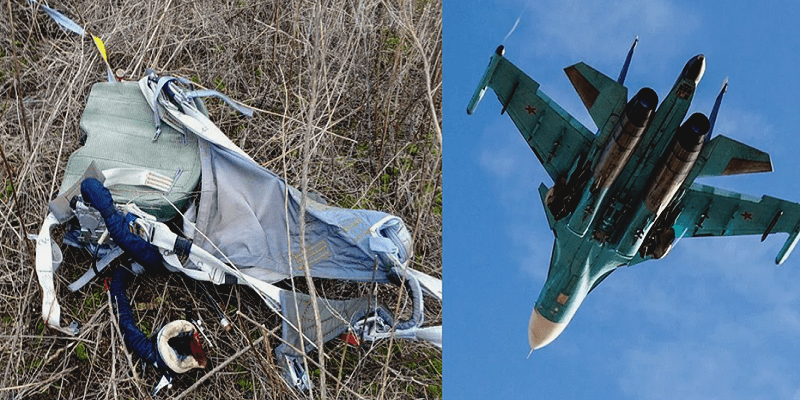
[443,1,800,399]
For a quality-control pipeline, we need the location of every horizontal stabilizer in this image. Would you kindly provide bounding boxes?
[564,62,628,130]
[696,135,772,177]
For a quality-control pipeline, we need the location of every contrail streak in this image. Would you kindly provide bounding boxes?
[502,4,529,44]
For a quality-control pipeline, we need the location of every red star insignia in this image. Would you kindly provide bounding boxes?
[525,105,537,114]
[742,211,753,221]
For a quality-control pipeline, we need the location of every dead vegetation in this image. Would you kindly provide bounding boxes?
[0,0,442,398]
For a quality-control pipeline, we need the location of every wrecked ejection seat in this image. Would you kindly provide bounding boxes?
[34,71,442,391]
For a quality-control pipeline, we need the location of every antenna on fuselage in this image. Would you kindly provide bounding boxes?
[706,77,728,142]
[617,36,639,85]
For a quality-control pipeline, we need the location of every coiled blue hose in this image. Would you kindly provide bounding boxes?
[81,178,172,374]
[80,178,162,271]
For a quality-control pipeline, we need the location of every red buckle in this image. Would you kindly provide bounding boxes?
[341,332,360,346]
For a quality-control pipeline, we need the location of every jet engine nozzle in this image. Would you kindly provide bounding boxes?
[678,54,706,85]
[627,87,659,126]
[677,112,710,148]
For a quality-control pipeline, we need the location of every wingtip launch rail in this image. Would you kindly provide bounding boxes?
[467,45,506,115]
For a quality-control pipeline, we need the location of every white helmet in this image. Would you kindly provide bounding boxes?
[156,320,208,373]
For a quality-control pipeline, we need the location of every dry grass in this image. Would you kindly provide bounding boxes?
[0,0,441,399]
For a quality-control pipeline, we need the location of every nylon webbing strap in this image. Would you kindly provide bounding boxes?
[276,291,382,357]
[183,89,254,117]
[67,245,125,292]
[27,0,115,83]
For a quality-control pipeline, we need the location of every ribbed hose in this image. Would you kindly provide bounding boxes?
[388,266,424,331]
[80,178,162,271]
[110,268,158,365]
[81,178,171,373]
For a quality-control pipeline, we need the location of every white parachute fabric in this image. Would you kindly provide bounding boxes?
[190,139,411,285]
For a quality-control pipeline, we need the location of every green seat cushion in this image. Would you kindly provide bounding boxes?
[60,81,202,220]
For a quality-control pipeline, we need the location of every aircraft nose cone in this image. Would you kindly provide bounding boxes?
[528,307,568,350]
[681,54,706,85]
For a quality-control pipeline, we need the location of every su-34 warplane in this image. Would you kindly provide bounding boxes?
[467,39,800,351]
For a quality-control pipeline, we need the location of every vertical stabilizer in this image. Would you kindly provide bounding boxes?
[706,77,728,142]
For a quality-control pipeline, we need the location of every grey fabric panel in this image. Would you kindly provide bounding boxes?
[277,291,374,356]
[61,81,202,220]
[193,141,398,283]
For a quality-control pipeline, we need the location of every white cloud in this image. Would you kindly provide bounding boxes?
[514,0,700,66]
[618,335,799,400]
[477,117,554,280]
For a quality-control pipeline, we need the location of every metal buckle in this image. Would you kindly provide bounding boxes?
[284,355,311,391]
[352,314,392,342]
[151,375,172,398]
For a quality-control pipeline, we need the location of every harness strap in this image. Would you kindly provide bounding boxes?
[68,246,125,292]
[34,213,66,331]
[182,89,254,117]
[407,268,442,302]
[127,209,283,309]
[27,0,115,83]
[414,326,442,348]
[138,75,255,162]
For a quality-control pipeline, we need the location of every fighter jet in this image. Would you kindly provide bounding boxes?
[467,39,800,351]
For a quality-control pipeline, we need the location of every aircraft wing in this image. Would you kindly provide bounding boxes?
[468,50,596,182]
[675,183,800,264]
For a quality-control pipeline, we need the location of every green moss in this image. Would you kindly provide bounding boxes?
[386,36,401,51]
[429,358,442,374]
[338,194,356,209]
[75,342,88,361]
[427,384,442,398]
[140,320,151,336]
[29,358,42,370]
[1,180,13,201]
[84,287,105,311]
[213,77,226,91]
[236,377,252,391]
[357,141,369,158]
[432,191,442,216]
[416,0,433,10]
